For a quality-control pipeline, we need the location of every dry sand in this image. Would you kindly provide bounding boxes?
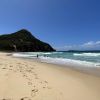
[0,52,100,100]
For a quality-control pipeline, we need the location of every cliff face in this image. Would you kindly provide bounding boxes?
[0,29,55,52]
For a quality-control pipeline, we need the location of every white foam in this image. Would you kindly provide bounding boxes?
[12,53,100,76]
[73,53,100,57]
[13,53,36,58]
[39,57,100,76]
[13,53,100,67]
[40,56,100,67]
[43,53,52,54]
[52,52,63,54]
[27,52,53,55]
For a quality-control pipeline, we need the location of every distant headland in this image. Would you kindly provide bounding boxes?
[60,50,100,53]
[0,29,55,52]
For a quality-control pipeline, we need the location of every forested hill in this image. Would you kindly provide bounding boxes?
[0,29,55,52]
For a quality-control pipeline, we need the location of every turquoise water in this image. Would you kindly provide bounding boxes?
[13,51,100,76]
[13,51,100,64]
[43,52,100,63]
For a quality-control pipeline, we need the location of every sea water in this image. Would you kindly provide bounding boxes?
[13,51,100,76]
[13,52,100,65]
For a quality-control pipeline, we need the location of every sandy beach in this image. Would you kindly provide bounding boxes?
[0,52,100,100]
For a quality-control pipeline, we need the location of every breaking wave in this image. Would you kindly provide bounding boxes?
[73,53,100,57]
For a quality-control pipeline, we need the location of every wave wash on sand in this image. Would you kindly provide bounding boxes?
[13,52,100,76]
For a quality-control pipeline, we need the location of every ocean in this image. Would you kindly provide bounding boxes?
[12,51,100,66]
[12,51,100,76]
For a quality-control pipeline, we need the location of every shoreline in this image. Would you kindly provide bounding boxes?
[0,52,100,100]
[12,54,100,77]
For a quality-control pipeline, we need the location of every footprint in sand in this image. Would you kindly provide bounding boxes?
[35,76,39,79]
[26,70,32,73]
[2,68,6,69]
[33,74,39,79]
[40,80,52,89]
[9,65,13,67]
[1,98,12,100]
[22,74,27,78]
[31,89,38,97]
[28,82,32,85]
[44,80,48,83]
[20,97,31,100]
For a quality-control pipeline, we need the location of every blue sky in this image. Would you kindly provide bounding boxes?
[0,0,100,50]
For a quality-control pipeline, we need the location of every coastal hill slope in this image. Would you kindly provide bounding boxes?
[0,29,55,52]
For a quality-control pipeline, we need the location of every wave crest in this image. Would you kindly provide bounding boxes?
[73,53,100,57]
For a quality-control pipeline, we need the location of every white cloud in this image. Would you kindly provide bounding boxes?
[56,45,81,51]
[96,41,100,44]
[81,41,96,49]
[56,41,100,51]
[82,41,100,48]
[82,41,94,47]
